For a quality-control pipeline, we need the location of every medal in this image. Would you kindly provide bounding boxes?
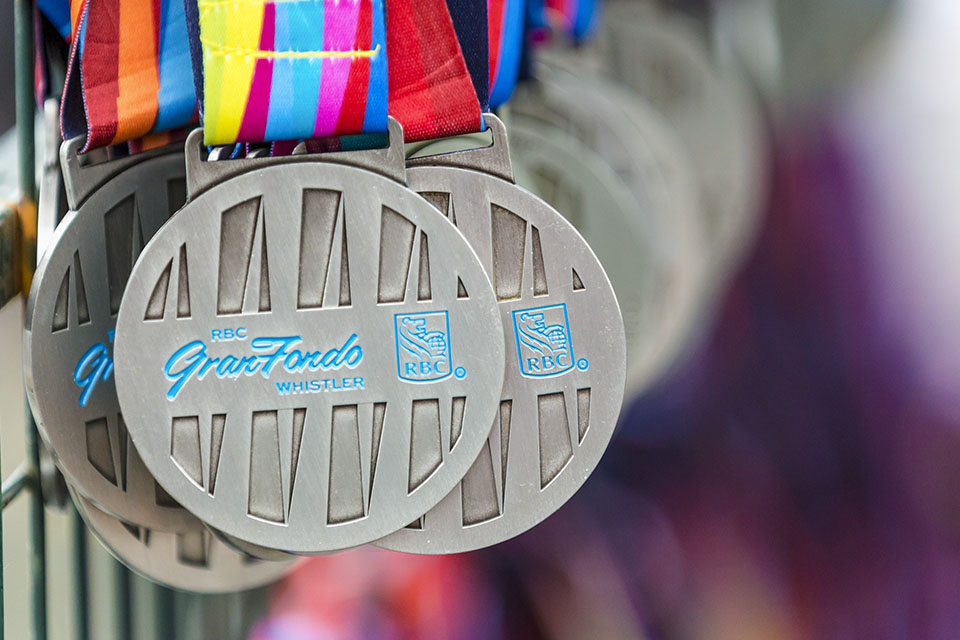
[376,1,625,554]
[25,0,202,531]
[115,125,503,556]
[26,142,194,531]
[512,65,709,393]
[69,486,295,593]
[509,115,664,390]
[598,3,767,281]
[379,116,625,554]
[113,0,504,554]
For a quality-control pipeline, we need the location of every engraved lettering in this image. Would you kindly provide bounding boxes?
[74,330,116,407]
[164,334,364,400]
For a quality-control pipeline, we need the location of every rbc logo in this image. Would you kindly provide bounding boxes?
[395,311,453,383]
[513,304,575,378]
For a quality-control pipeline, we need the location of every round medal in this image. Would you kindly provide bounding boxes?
[509,115,668,397]
[599,5,767,279]
[512,68,709,392]
[113,124,505,554]
[69,487,295,593]
[24,140,200,531]
[377,116,626,554]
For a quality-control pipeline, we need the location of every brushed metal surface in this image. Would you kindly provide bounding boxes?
[113,134,505,554]
[70,486,296,593]
[24,144,201,532]
[378,115,626,554]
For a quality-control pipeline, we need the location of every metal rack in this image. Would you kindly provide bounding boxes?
[2,2,51,638]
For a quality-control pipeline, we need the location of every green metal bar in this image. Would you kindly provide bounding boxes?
[0,462,33,509]
[114,561,132,640]
[154,584,175,640]
[16,0,36,204]
[16,1,45,639]
[25,414,47,640]
[72,507,89,640]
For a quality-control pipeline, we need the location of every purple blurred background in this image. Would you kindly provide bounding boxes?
[250,2,960,638]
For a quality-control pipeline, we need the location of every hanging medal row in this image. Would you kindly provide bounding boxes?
[25,0,766,592]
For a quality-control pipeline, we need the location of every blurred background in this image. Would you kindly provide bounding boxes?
[4,0,960,638]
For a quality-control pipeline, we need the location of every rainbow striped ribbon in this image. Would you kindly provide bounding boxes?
[61,0,198,151]
[194,0,388,146]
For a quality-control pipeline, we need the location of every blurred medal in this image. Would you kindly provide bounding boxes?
[378,1,625,554]
[512,65,709,393]
[69,486,295,593]
[113,1,504,555]
[599,3,767,285]
[24,0,202,532]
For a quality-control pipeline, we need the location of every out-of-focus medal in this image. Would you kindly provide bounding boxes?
[509,114,658,386]
[69,486,295,593]
[512,64,709,394]
[25,0,202,531]
[599,3,767,283]
[113,0,504,555]
[377,0,625,554]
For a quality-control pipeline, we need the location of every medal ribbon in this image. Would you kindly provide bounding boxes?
[487,0,525,109]
[61,0,198,151]
[542,0,598,41]
[37,0,71,39]
[385,0,484,143]
[191,0,388,146]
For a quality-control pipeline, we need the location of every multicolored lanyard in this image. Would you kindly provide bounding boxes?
[385,0,485,142]
[60,0,198,151]
[488,0,525,109]
[190,0,388,146]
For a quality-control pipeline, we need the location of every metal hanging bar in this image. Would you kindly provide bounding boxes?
[15,0,47,638]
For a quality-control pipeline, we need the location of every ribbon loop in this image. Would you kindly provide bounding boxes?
[385,0,484,143]
[193,0,389,146]
[61,0,198,152]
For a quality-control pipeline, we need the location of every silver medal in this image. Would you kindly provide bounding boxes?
[512,68,709,393]
[24,138,200,532]
[113,120,505,554]
[509,115,667,398]
[69,486,296,593]
[377,115,626,554]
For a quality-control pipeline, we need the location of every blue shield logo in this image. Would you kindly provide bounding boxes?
[395,311,453,383]
[513,304,574,378]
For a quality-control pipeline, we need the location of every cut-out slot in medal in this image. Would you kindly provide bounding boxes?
[113,121,505,554]
[377,115,626,554]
